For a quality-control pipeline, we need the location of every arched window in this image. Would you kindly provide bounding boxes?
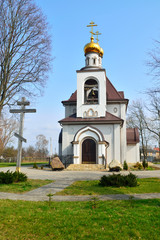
[84,79,98,104]
[93,58,96,65]
[86,57,89,66]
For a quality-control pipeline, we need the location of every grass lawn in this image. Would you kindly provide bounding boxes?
[55,178,160,195]
[0,199,159,240]
[0,179,52,193]
[0,162,48,168]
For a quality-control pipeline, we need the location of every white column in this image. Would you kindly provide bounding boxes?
[73,142,80,164]
[113,124,120,162]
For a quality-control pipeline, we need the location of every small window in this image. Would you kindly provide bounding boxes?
[93,58,96,65]
[86,57,89,66]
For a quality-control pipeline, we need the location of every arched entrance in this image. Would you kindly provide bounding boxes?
[82,139,96,164]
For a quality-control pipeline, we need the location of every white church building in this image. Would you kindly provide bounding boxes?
[59,23,139,168]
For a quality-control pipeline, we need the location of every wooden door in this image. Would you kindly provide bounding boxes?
[82,139,96,164]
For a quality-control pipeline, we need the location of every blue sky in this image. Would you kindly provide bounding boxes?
[13,0,160,153]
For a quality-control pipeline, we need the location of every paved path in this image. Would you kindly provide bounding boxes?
[0,166,160,202]
[0,191,160,202]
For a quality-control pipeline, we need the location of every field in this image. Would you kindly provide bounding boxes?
[0,179,52,193]
[0,174,160,239]
[0,199,160,240]
[0,162,48,168]
[55,178,160,195]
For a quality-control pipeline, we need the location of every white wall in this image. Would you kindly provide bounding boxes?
[127,143,140,163]
[107,104,121,117]
[62,123,122,165]
[65,104,76,118]
[77,70,106,118]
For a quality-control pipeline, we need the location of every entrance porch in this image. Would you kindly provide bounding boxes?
[72,126,109,165]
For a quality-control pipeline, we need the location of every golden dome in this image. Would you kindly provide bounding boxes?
[84,36,101,55]
[100,47,104,57]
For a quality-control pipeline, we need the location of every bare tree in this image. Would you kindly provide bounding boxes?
[147,40,160,92]
[3,146,17,158]
[127,100,149,161]
[0,0,52,115]
[23,145,36,158]
[0,114,18,154]
[36,134,48,158]
[144,91,160,156]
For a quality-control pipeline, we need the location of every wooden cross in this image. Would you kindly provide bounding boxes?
[86,21,97,38]
[10,97,36,172]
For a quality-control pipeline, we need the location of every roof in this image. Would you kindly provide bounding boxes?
[127,128,139,144]
[62,76,128,105]
[59,111,124,125]
[106,77,126,101]
[153,147,160,152]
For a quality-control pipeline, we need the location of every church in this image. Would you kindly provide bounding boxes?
[58,22,139,168]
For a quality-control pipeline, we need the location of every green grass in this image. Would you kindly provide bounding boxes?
[130,166,160,171]
[0,199,160,240]
[0,179,52,193]
[0,162,48,168]
[55,178,160,195]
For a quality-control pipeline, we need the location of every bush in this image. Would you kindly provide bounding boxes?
[99,173,137,187]
[123,161,128,170]
[142,160,148,169]
[12,171,27,182]
[0,171,27,184]
[125,173,137,187]
[134,162,142,170]
[0,171,14,184]
[33,163,38,169]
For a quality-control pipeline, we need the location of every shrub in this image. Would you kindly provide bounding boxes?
[0,171,27,184]
[13,172,27,182]
[142,160,148,169]
[99,173,137,187]
[125,173,137,187]
[134,162,142,170]
[123,161,128,170]
[33,163,38,169]
[0,171,14,184]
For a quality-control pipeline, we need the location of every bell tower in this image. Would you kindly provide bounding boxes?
[77,22,106,118]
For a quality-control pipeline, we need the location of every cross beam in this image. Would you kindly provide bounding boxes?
[93,31,102,43]
[86,21,98,38]
[10,109,36,113]
[14,133,27,143]
[10,97,36,172]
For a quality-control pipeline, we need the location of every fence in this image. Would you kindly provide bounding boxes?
[0,157,49,163]
[59,155,73,168]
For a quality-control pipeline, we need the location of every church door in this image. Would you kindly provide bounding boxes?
[82,139,96,164]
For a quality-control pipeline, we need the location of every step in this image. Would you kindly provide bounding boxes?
[66,164,106,171]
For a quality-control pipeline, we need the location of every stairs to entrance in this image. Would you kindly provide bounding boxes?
[66,164,106,171]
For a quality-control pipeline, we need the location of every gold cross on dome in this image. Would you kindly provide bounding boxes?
[94,31,101,43]
[86,21,98,37]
